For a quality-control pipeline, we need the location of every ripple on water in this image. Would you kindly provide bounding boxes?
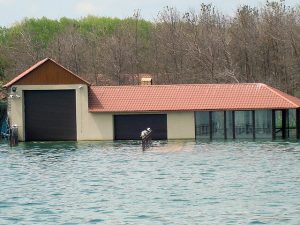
[88,219,105,223]
[0,140,299,224]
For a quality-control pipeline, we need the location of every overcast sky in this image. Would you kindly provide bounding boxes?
[0,0,299,27]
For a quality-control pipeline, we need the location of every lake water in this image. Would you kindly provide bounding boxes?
[0,140,299,224]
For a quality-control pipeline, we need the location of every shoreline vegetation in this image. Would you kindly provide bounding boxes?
[0,1,300,96]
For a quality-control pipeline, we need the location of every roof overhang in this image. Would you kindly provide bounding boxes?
[88,83,300,112]
[3,58,90,88]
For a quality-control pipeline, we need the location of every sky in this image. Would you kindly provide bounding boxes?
[0,0,299,27]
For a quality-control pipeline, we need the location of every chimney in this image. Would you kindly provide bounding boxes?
[141,77,152,85]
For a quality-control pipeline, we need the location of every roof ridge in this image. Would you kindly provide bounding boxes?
[263,84,299,107]
[48,58,90,85]
[3,58,49,88]
[90,83,260,88]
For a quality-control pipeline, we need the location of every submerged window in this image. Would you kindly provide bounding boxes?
[195,111,225,139]
[235,111,253,139]
[287,109,297,139]
[212,112,225,139]
[273,109,297,139]
[255,110,272,139]
[226,111,233,139]
[195,109,292,140]
[274,110,283,138]
[195,112,210,139]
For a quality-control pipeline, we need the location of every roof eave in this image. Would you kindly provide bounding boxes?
[3,58,91,88]
[88,106,300,113]
[3,58,49,88]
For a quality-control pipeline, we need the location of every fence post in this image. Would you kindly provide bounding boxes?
[141,128,152,151]
[297,108,300,140]
[9,125,18,147]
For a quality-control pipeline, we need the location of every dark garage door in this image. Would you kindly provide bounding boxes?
[114,114,167,140]
[24,90,77,141]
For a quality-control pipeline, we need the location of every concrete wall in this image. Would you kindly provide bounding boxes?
[167,111,195,139]
[9,85,195,141]
[78,85,113,140]
[10,84,114,141]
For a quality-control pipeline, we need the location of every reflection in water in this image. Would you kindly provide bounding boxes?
[0,140,299,224]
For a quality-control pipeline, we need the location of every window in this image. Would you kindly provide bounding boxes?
[212,112,225,139]
[235,111,253,139]
[195,112,210,139]
[226,111,233,139]
[255,110,272,139]
[287,109,297,139]
[195,109,289,140]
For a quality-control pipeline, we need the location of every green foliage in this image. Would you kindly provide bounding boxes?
[78,16,122,35]
[1,17,62,50]
[0,1,300,90]
[0,27,8,44]
[1,16,154,46]
[19,17,62,48]
[123,18,153,39]
[75,16,153,40]
[59,17,79,28]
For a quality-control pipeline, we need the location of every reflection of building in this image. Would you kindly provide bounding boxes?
[4,58,300,141]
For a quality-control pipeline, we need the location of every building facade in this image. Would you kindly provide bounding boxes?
[4,58,300,141]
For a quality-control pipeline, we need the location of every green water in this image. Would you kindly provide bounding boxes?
[0,140,299,224]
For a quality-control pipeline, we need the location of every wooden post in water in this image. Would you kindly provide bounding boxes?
[141,128,152,151]
[282,109,287,139]
[296,108,300,139]
[272,110,276,140]
[9,125,18,147]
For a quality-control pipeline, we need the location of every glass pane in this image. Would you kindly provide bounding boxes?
[287,109,296,139]
[195,112,210,139]
[212,111,224,139]
[275,110,282,138]
[255,110,272,139]
[235,111,253,139]
[226,111,233,139]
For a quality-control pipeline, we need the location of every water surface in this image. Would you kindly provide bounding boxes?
[0,140,299,224]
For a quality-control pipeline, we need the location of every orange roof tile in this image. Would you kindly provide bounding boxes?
[88,83,300,112]
[3,58,90,88]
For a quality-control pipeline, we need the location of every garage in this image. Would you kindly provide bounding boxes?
[114,114,167,140]
[24,90,77,141]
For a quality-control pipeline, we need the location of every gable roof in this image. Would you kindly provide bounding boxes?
[3,58,90,88]
[88,83,300,112]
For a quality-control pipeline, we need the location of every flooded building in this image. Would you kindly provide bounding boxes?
[4,58,300,141]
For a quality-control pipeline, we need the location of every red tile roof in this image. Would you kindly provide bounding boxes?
[3,58,90,88]
[88,83,300,112]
